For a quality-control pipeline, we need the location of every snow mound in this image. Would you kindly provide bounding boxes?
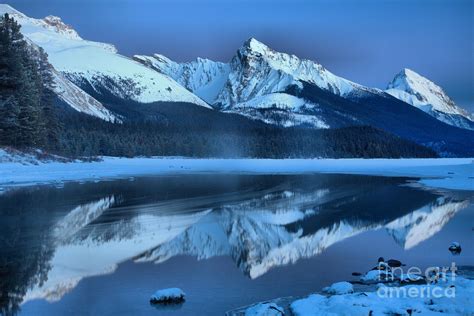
[322,281,354,295]
[150,288,185,303]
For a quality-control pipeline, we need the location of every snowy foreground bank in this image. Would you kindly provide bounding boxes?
[0,156,472,191]
[230,274,474,316]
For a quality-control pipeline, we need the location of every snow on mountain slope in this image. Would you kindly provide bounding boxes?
[0,5,118,121]
[0,5,210,109]
[386,68,474,130]
[52,70,118,122]
[233,92,312,110]
[134,54,230,104]
[225,93,329,128]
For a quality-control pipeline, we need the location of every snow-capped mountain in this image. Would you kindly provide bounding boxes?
[386,69,474,130]
[2,4,474,156]
[216,38,360,106]
[0,4,210,115]
[133,38,474,139]
[0,5,118,121]
[134,38,370,128]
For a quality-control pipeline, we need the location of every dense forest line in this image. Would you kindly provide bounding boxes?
[56,102,437,158]
[0,13,437,159]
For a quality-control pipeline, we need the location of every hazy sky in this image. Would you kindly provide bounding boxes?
[6,0,474,111]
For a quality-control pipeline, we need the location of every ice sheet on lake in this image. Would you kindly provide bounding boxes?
[0,157,473,191]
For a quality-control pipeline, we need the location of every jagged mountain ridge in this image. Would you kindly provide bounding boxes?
[134,38,370,128]
[386,68,474,130]
[134,38,474,157]
[136,39,474,132]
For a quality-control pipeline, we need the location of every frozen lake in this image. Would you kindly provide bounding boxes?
[0,174,472,315]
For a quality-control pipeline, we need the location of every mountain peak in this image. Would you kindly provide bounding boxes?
[43,15,81,39]
[387,68,455,106]
[241,37,270,54]
[0,4,24,17]
[386,68,474,129]
[392,68,430,87]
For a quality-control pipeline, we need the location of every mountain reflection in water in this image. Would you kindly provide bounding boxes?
[0,174,472,315]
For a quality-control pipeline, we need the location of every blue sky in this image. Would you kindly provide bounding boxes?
[6,0,474,111]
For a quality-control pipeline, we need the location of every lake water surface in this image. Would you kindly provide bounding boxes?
[0,174,473,315]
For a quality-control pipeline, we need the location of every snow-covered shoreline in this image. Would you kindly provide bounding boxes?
[229,274,474,316]
[0,157,472,191]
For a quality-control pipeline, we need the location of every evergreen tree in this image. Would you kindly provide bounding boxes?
[0,96,19,144]
[16,50,42,147]
[37,47,60,150]
[0,13,24,146]
[0,13,58,149]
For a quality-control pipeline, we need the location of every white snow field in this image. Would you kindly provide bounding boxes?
[0,154,472,191]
